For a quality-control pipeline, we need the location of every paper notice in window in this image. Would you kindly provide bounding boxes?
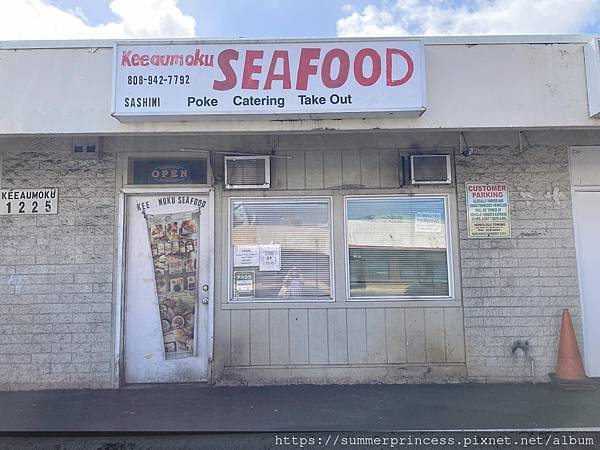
[259,244,281,272]
[415,212,442,233]
[234,245,259,267]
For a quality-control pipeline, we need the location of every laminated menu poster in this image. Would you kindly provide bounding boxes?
[146,210,200,360]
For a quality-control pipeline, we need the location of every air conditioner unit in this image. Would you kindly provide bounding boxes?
[224,156,271,189]
[410,154,451,184]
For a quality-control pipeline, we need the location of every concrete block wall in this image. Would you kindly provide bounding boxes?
[455,143,581,382]
[0,137,116,390]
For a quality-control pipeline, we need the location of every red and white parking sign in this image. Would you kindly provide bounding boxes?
[466,183,511,238]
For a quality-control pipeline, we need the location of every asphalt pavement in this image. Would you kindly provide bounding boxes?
[0,382,598,432]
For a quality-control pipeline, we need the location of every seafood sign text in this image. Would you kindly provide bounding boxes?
[121,46,414,91]
[211,47,413,91]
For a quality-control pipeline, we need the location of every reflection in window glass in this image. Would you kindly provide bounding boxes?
[346,197,449,298]
[231,199,332,301]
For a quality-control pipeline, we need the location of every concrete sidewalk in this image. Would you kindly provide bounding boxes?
[0,383,599,432]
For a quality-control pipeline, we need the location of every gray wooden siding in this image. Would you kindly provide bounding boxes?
[225,307,463,366]
[271,149,401,190]
[289,309,309,364]
[219,149,465,369]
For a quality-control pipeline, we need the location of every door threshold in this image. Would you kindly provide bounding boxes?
[122,381,210,389]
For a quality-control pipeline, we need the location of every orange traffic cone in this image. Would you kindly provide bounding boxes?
[550,309,596,390]
[556,309,586,380]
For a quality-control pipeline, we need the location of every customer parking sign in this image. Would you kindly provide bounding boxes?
[466,182,510,238]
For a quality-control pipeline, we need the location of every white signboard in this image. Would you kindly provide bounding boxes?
[0,188,58,215]
[466,183,510,238]
[259,244,281,272]
[233,245,259,267]
[112,39,425,120]
[415,212,442,233]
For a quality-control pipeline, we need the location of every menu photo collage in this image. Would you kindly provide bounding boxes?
[146,210,201,358]
[150,216,198,295]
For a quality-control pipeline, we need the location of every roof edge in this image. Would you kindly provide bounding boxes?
[0,34,596,50]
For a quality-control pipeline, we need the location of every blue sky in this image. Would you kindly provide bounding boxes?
[160,0,375,38]
[43,0,375,38]
[2,0,600,40]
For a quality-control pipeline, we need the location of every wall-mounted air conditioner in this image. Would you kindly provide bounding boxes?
[224,155,271,189]
[410,154,451,184]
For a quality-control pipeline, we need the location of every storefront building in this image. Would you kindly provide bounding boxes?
[0,35,599,390]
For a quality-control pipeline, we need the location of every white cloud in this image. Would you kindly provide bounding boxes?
[0,0,196,40]
[337,0,600,37]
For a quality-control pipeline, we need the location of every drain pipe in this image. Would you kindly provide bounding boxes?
[512,340,536,384]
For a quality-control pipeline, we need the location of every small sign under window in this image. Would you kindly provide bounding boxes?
[234,271,255,298]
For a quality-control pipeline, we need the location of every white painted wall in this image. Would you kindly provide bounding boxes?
[570,146,600,376]
[1,39,599,135]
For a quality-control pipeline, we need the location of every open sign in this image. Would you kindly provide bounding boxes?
[131,159,208,185]
[151,165,189,183]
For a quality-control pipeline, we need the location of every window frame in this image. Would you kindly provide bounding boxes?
[343,194,455,301]
[227,196,335,303]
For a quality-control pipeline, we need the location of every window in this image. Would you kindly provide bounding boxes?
[345,196,451,299]
[230,198,333,301]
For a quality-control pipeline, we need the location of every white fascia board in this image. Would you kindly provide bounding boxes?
[0,34,596,50]
[584,38,600,118]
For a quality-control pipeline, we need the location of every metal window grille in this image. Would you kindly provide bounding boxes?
[225,156,270,189]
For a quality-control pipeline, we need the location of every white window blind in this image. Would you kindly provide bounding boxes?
[230,198,332,301]
[346,196,450,298]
